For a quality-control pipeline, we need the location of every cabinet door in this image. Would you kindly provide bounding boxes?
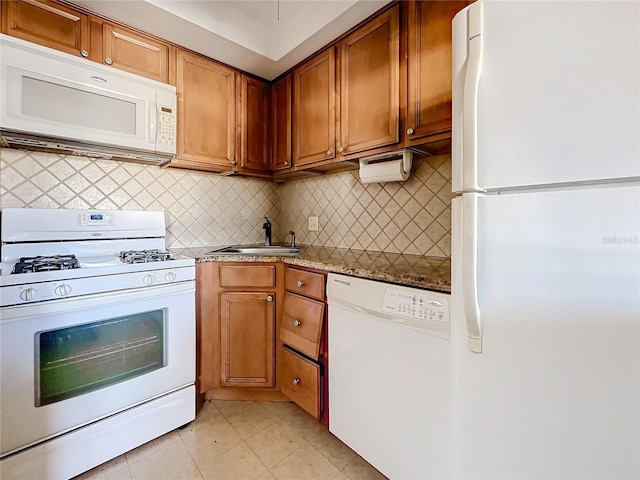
[220,292,275,387]
[102,23,169,83]
[406,0,471,144]
[338,5,400,156]
[237,75,270,172]
[292,48,336,167]
[1,0,89,58]
[173,50,236,171]
[271,74,292,171]
[196,263,215,394]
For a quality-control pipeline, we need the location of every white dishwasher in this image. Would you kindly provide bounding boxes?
[327,273,451,480]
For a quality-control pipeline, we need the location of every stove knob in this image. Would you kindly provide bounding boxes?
[143,274,156,285]
[20,288,37,301]
[164,272,176,282]
[54,284,72,296]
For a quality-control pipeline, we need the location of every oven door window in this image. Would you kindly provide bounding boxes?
[36,309,166,407]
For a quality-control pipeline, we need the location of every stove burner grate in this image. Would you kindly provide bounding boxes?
[119,249,175,264]
[12,255,81,274]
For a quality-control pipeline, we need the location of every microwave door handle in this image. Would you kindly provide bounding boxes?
[462,192,482,353]
[148,101,157,144]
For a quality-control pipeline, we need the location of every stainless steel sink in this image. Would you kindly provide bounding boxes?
[206,245,303,256]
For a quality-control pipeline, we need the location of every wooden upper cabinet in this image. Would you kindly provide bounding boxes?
[338,5,400,157]
[406,0,471,145]
[271,74,292,172]
[1,0,89,58]
[171,50,236,171]
[237,75,270,172]
[292,48,336,167]
[102,23,169,83]
[220,292,275,388]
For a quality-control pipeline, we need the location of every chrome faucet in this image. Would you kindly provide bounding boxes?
[289,231,296,248]
[262,217,272,246]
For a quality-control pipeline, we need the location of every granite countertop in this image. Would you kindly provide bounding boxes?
[172,245,451,293]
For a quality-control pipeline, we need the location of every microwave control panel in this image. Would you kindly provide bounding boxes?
[158,106,176,146]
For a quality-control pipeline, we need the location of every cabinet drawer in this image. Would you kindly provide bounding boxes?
[285,268,325,301]
[280,346,320,419]
[219,265,276,288]
[280,293,324,360]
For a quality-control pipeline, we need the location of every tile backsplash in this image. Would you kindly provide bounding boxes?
[277,155,452,257]
[0,148,280,249]
[0,148,451,257]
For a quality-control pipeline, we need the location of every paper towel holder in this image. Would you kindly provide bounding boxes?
[359,149,413,174]
[359,149,413,175]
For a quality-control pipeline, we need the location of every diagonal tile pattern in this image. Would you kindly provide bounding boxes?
[0,147,451,257]
[74,400,387,480]
[276,155,452,257]
[0,148,280,250]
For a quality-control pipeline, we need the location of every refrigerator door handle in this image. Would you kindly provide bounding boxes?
[462,193,482,353]
[462,3,483,193]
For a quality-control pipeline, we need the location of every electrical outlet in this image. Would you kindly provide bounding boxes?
[308,216,319,231]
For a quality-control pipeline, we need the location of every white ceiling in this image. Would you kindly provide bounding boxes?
[70,0,392,80]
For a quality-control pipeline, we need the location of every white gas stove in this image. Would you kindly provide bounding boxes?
[0,208,196,480]
[1,208,195,306]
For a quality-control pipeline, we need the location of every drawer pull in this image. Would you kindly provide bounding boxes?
[293,319,301,327]
[293,378,300,386]
[266,295,273,302]
[297,280,304,287]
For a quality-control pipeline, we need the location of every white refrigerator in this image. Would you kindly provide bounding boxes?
[451,1,639,479]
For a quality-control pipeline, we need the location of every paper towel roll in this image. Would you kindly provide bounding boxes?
[359,158,410,184]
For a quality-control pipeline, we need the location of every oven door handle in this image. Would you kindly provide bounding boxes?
[0,282,194,321]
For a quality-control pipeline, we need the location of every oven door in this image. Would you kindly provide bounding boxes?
[0,281,194,457]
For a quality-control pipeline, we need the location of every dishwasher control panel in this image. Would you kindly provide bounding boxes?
[382,287,449,323]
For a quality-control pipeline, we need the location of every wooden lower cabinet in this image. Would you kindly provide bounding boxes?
[197,262,286,400]
[279,266,328,424]
[197,262,328,415]
[220,292,274,387]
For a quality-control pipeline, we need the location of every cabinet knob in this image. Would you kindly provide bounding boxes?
[297,280,304,287]
[284,161,289,166]
[105,57,113,65]
[231,159,237,166]
[407,128,415,135]
[266,295,273,302]
[326,150,333,156]
[338,146,345,153]
[292,378,300,386]
[80,50,89,58]
[293,319,301,327]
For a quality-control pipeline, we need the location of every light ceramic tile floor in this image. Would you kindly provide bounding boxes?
[74,400,388,480]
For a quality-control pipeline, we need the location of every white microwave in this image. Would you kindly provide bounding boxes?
[0,34,177,165]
